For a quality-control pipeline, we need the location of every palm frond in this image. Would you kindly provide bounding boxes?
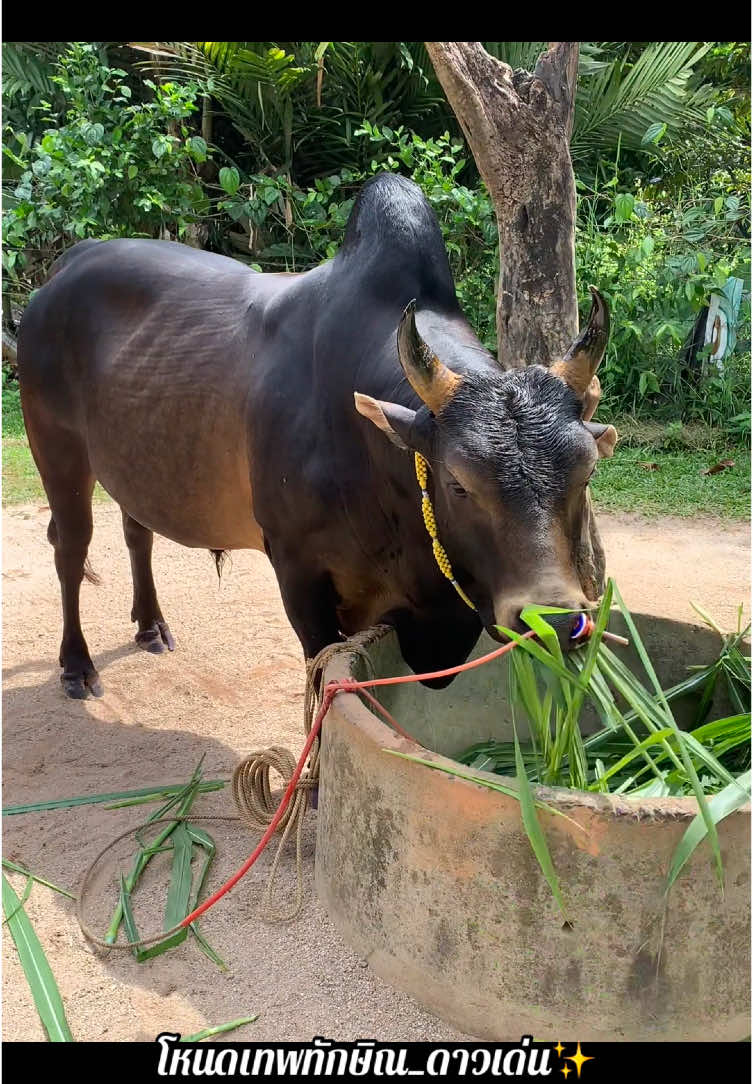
[2,42,62,101]
[572,41,715,157]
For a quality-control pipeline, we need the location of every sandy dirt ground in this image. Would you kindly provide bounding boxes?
[2,502,749,1043]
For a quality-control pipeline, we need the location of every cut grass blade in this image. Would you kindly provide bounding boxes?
[586,729,674,790]
[105,763,206,946]
[612,582,725,890]
[666,770,751,891]
[495,624,586,688]
[512,722,568,920]
[3,779,227,816]
[383,750,585,830]
[2,873,34,926]
[119,874,188,962]
[2,874,74,1042]
[518,603,571,664]
[164,823,194,933]
[2,859,76,900]
[190,925,228,972]
[181,1015,258,1042]
[183,824,224,969]
[104,781,226,810]
[105,763,221,963]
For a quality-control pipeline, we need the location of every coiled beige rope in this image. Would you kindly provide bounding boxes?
[231,632,379,922]
[77,632,382,947]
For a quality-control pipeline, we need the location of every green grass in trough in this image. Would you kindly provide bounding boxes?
[395,583,751,903]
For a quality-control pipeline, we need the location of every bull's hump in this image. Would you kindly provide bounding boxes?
[336,173,458,310]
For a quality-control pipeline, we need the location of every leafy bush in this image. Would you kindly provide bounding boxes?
[213,120,749,425]
[576,158,750,427]
[2,42,749,433]
[215,124,499,347]
[2,43,210,312]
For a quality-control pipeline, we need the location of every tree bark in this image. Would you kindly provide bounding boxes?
[425,41,579,368]
[426,41,606,600]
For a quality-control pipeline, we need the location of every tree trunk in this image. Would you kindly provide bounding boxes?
[425,41,606,599]
[425,41,579,367]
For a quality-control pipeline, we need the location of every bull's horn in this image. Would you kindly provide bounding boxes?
[397,300,461,414]
[552,286,610,398]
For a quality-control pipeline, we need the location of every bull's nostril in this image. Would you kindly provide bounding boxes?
[570,612,592,642]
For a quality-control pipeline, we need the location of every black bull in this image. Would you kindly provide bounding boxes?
[17,173,616,699]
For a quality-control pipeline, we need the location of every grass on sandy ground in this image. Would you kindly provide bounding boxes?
[591,446,750,518]
[3,379,750,518]
[590,417,750,518]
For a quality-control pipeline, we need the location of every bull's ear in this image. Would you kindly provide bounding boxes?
[584,420,618,459]
[354,393,435,456]
[354,393,414,450]
[582,374,601,422]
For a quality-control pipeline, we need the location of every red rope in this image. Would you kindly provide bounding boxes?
[179,631,534,929]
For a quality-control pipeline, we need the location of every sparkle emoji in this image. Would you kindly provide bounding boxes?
[564,1043,594,1078]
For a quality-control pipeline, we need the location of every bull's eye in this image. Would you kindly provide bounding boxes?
[447,477,468,498]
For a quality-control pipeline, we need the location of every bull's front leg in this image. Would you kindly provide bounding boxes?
[265,542,344,661]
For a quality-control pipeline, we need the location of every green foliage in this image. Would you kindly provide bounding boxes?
[2,43,210,309]
[590,445,751,518]
[575,157,750,426]
[215,124,498,346]
[2,369,24,436]
[570,42,716,159]
[1,41,749,434]
[135,42,446,182]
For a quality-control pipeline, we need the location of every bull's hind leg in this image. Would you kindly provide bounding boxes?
[121,511,175,654]
[25,417,102,699]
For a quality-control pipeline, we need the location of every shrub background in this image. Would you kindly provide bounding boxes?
[2,41,750,437]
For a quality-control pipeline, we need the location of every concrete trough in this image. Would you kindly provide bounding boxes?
[315,618,750,1042]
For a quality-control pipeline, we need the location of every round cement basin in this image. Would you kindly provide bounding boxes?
[315,618,750,1042]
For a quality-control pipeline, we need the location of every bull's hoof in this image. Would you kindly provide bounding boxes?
[135,621,175,654]
[61,667,104,699]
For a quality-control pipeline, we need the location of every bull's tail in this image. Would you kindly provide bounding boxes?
[210,549,230,581]
[83,558,102,586]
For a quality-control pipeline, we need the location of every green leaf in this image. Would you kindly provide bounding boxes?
[2,875,74,1041]
[104,764,207,945]
[219,166,240,195]
[641,121,667,144]
[1,860,75,900]
[512,725,567,919]
[495,625,584,689]
[181,1016,258,1042]
[612,583,725,890]
[190,925,228,972]
[518,604,574,665]
[587,729,674,788]
[187,136,207,160]
[614,192,635,223]
[666,771,751,891]
[127,164,138,180]
[164,822,194,932]
[638,370,660,396]
[3,779,226,816]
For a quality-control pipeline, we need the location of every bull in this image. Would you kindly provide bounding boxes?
[17,173,616,699]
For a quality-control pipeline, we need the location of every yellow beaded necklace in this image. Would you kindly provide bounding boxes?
[414,452,476,611]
